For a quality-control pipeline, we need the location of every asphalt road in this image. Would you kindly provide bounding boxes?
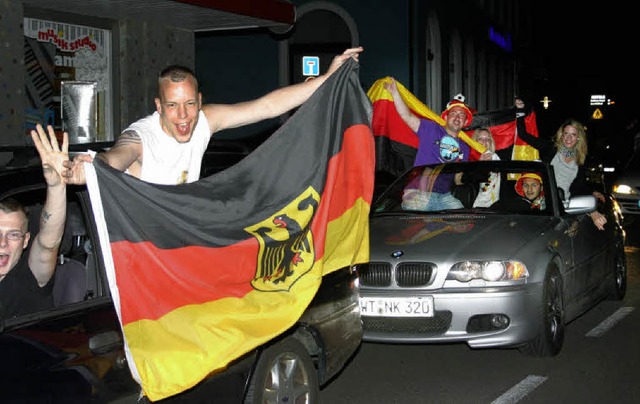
[320,228,640,404]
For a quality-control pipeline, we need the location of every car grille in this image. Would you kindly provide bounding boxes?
[615,197,640,214]
[359,262,434,287]
[362,311,452,335]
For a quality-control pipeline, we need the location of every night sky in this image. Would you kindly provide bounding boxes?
[528,3,636,167]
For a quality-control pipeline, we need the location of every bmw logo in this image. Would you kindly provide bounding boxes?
[391,250,404,258]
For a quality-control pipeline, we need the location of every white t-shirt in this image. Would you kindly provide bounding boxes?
[124,111,211,185]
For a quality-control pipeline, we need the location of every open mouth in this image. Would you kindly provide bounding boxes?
[0,253,10,268]
[176,123,190,136]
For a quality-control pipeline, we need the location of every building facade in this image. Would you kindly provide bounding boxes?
[0,0,536,146]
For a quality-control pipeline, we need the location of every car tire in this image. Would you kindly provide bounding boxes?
[520,265,564,357]
[607,239,627,300]
[244,336,318,404]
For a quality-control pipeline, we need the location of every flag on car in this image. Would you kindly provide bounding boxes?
[366,77,539,176]
[85,59,374,401]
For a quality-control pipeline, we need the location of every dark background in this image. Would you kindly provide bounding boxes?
[528,3,637,171]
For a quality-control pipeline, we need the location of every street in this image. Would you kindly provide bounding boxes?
[320,229,640,404]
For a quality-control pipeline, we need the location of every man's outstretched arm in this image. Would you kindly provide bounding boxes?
[203,47,364,133]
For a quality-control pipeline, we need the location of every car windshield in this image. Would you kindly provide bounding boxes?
[372,161,554,216]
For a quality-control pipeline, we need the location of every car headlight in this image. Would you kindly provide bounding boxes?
[448,260,528,282]
[613,184,635,195]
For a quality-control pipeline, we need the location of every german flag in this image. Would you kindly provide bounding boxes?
[467,107,540,161]
[85,59,373,401]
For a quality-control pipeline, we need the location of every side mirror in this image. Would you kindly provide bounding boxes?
[565,195,597,215]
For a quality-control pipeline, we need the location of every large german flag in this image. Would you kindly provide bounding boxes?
[85,59,373,401]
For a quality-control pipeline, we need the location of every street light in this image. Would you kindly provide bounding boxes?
[540,96,552,109]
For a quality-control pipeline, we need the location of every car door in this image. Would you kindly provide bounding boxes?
[564,198,611,306]
[586,197,618,287]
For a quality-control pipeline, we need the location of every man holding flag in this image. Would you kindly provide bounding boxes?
[384,77,472,210]
[83,57,374,401]
[367,77,540,180]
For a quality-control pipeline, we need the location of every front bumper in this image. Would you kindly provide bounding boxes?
[360,283,542,348]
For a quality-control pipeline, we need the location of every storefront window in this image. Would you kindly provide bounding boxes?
[23,17,112,143]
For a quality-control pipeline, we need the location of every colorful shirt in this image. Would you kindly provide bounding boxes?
[414,119,470,165]
[413,119,470,193]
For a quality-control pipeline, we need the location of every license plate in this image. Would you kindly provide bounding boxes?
[359,296,434,317]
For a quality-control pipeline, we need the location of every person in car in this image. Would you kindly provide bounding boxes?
[471,127,500,161]
[515,101,607,230]
[514,172,546,210]
[385,78,472,210]
[61,47,363,186]
[0,124,68,317]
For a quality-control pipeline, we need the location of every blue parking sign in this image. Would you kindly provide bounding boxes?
[302,56,320,76]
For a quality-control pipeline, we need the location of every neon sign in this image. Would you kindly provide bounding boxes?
[489,26,512,52]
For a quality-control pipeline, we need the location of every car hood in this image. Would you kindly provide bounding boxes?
[369,213,555,261]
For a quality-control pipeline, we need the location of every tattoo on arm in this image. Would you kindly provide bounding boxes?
[104,130,143,166]
[113,130,141,148]
[41,209,51,225]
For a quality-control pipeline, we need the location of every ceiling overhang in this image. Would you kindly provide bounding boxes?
[21,0,296,32]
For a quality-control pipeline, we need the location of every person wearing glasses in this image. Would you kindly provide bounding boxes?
[0,124,68,317]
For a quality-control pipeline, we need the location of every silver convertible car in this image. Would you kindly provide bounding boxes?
[358,160,627,357]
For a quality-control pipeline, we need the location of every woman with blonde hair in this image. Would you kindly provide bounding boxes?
[549,119,589,198]
[552,119,589,164]
[472,127,499,161]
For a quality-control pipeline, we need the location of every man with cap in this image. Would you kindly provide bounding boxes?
[385,78,473,210]
[514,172,545,210]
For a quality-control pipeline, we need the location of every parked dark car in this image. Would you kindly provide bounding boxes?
[358,160,626,357]
[0,144,362,403]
